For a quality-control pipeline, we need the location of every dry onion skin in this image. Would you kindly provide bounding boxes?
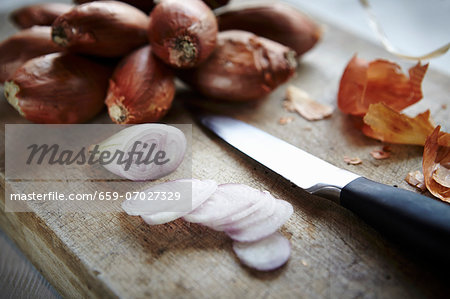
[343,156,362,165]
[423,126,450,202]
[278,116,294,125]
[338,55,428,116]
[362,103,435,145]
[370,149,390,160]
[284,85,333,121]
[405,170,426,191]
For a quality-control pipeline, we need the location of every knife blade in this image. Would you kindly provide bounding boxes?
[200,115,360,201]
[197,114,450,261]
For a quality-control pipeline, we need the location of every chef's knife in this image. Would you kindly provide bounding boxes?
[198,114,450,260]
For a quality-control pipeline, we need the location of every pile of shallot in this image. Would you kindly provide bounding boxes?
[122,179,293,271]
[0,0,320,124]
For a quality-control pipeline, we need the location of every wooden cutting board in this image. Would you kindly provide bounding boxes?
[1,5,450,299]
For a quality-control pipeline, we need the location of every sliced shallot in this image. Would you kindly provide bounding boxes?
[225,200,293,242]
[202,185,276,231]
[183,184,266,223]
[212,193,276,232]
[208,197,269,231]
[121,180,294,271]
[97,124,186,181]
[122,179,217,217]
[140,179,218,224]
[232,232,291,271]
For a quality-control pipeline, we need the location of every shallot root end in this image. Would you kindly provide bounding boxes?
[52,25,69,46]
[171,36,198,67]
[108,104,128,124]
[4,81,24,116]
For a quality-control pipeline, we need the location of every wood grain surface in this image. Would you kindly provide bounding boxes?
[1,2,450,298]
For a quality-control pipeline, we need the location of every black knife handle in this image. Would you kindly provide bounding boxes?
[340,177,450,261]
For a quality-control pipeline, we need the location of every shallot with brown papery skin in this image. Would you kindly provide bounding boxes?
[217,3,321,56]
[0,26,62,83]
[74,0,229,12]
[4,53,112,124]
[74,0,155,13]
[178,30,297,101]
[10,3,73,29]
[105,46,175,124]
[148,0,218,68]
[202,0,230,9]
[52,1,149,57]
[122,181,293,271]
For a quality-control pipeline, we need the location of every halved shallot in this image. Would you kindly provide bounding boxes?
[232,232,291,271]
[96,124,186,181]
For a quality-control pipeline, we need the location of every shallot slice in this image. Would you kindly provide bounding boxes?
[183,184,265,223]
[232,232,291,271]
[122,179,217,217]
[140,179,218,225]
[97,124,186,181]
[206,197,269,231]
[210,192,276,232]
[225,200,293,242]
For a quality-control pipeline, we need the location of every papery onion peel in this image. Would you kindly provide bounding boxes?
[423,126,450,202]
[405,170,426,191]
[338,55,428,116]
[284,85,333,121]
[362,103,435,145]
